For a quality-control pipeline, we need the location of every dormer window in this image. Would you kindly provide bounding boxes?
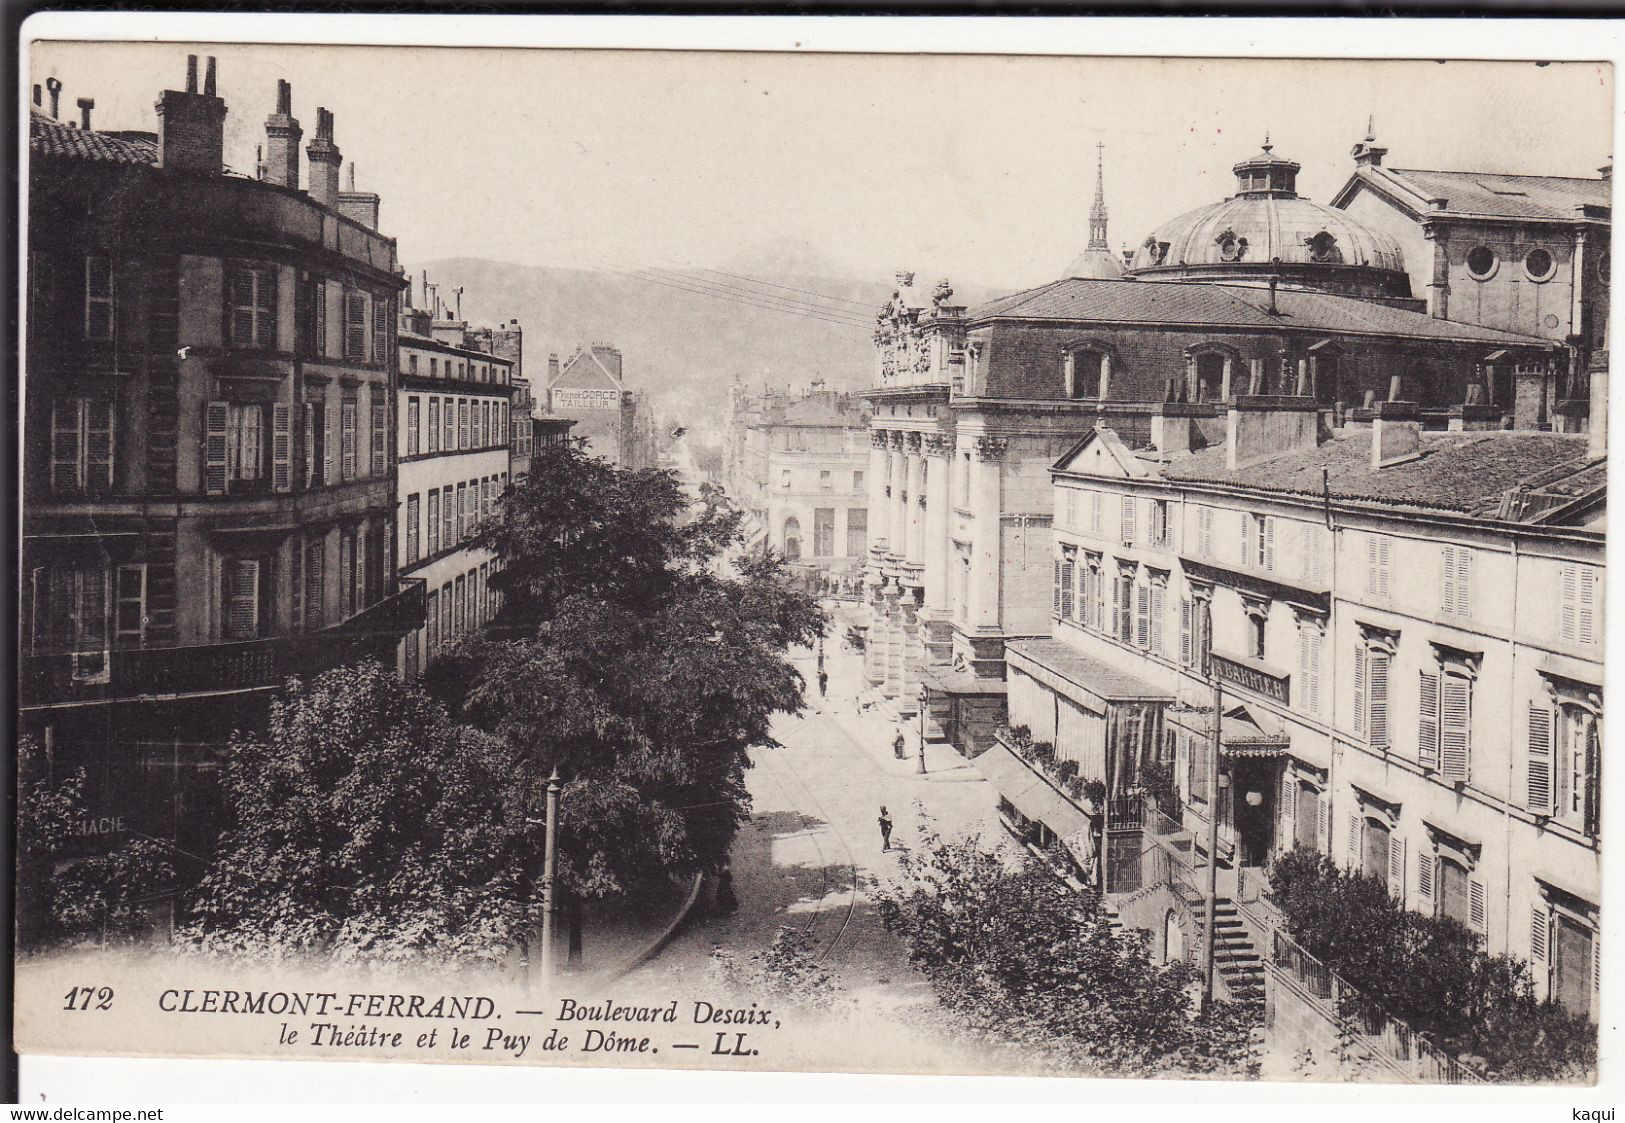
[1142,237,1170,266]
[1306,231,1343,264]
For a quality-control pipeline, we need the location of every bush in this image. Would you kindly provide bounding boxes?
[1267,846,1595,1082]
[1055,759,1080,784]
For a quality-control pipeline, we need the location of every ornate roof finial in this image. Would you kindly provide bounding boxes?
[1365,115,1376,142]
[1088,142,1110,251]
[1262,131,1272,153]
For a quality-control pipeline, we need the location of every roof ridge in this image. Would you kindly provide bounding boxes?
[1391,166,1606,185]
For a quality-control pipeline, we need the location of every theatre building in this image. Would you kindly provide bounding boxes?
[21,60,421,892]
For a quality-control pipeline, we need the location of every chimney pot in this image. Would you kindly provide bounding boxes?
[186,55,198,94]
[204,56,217,97]
[276,78,291,114]
[76,97,94,131]
[45,76,61,119]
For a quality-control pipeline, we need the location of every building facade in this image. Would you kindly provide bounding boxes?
[543,344,656,469]
[21,60,422,880]
[724,383,871,574]
[394,290,515,677]
[991,401,1602,1029]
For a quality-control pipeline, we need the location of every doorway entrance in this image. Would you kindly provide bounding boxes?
[1228,757,1279,869]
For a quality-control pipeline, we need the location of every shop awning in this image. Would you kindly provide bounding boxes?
[973,740,1093,838]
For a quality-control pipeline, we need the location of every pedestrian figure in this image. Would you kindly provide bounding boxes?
[817,668,828,698]
[878,806,893,851]
[893,730,907,759]
[716,867,738,915]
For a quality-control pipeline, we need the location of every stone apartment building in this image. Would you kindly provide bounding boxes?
[724,382,870,574]
[21,60,423,878]
[543,344,656,469]
[393,285,518,677]
[983,402,1603,1078]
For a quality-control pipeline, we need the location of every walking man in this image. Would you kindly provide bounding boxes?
[878,806,893,851]
[893,729,908,760]
[817,668,829,698]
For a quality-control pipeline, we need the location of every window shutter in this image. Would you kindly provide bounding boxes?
[226,558,260,638]
[1092,492,1102,534]
[1369,651,1389,747]
[323,404,335,484]
[313,280,327,357]
[1264,516,1276,571]
[1469,879,1486,933]
[372,296,389,364]
[51,399,83,492]
[229,268,255,346]
[257,267,278,348]
[345,290,366,361]
[84,399,114,492]
[1440,675,1471,782]
[341,401,357,481]
[1180,598,1193,665]
[114,564,146,644]
[1239,512,1250,564]
[1526,702,1554,815]
[1308,630,1322,714]
[371,401,387,476]
[85,254,115,340]
[1317,797,1329,851]
[1279,772,1296,849]
[1418,670,1440,769]
[339,534,354,619]
[1347,813,1361,867]
[271,403,293,492]
[1353,645,1367,735]
[303,403,317,488]
[1060,558,1074,619]
[1150,584,1165,655]
[1530,906,1549,961]
[1456,547,1472,619]
[1121,496,1136,545]
[1416,850,1433,902]
[1561,564,1578,642]
[1199,507,1212,555]
[204,401,230,495]
[1136,583,1150,648]
[1441,546,1457,617]
[305,537,325,630]
[1378,535,1391,598]
[1054,559,1062,617]
[289,539,303,633]
[1578,567,1597,646]
[1387,836,1405,903]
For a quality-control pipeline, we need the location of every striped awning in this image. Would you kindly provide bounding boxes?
[973,740,1093,839]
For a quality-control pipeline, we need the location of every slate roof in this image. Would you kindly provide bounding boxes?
[1006,638,1173,703]
[1161,429,1595,518]
[1384,168,1610,221]
[968,276,1555,348]
[776,397,862,427]
[30,110,156,165]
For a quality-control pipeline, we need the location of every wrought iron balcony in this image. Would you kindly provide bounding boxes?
[21,578,426,709]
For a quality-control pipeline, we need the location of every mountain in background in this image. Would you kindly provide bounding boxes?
[414,253,1004,437]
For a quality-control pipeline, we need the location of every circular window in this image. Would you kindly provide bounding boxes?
[1524,248,1556,283]
[1466,246,1498,280]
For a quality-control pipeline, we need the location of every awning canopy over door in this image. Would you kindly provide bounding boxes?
[974,740,1093,839]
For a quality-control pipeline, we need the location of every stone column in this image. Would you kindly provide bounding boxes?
[921,435,952,612]
[882,579,905,698]
[905,434,925,564]
[1426,223,1451,321]
[868,430,890,556]
[863,571,888,687]
[889,433,908,560]
[1221,355,1234,402]
[967,435,1007,639]
[899,589,924,718]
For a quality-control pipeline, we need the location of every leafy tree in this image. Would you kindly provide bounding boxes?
[707,926,842,1014]
[17,735,174,951]
[178,661,531,963]
[1268,847,1595,1082]
[877,827,1260,1078]
[438,441,826,955]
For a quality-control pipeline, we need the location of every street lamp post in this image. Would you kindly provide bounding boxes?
[916,685,928,775]
[1201,677,1222,1017]
[537,766,562,996]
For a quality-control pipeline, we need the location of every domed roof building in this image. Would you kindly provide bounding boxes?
[1125,139,1418,307]
[1063,144,1126,281]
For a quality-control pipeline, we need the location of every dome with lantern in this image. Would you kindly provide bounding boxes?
[1125,139,1414,304]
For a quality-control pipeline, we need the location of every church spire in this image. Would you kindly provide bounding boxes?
[1088,141,1109,251]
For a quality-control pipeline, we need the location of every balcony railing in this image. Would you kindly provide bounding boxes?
[21,578,426,708]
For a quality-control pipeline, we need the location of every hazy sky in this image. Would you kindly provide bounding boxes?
[29,42,1614,292]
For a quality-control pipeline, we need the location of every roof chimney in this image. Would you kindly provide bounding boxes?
[1351,117,1387,168]
[45,77,61,119]
[263,78,302,188]
[1588,368,1607,460]
[155,55,227,175]
[306,106,342,207]
[76,97,94,131]
[336,161,382,230]
[1600,157,1613,182]
[1370,400,1422,469]
[1225,396,1323,471]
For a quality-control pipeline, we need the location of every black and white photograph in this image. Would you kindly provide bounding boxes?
[11,15,1614,1101]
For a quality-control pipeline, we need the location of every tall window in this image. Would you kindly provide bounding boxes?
[1149,579,1166,655]
[228,265,278,349]
[427,489,441,555]
[85,254,115,340]
[1149,499,1169,548]
[405,494,421,564]
[1198,506,1214,556]
[458,400,470,450]
[1559,563,1599,647]
[456,483,468,542]
[304,537,325,630]
[50,398,115,494]
[406,398,420,457]
[30,563,118,658]
[426,591,440,660]
[371,297,389,364]
[340,400,358,481]
[429,398,441,453]
[444,397,457,451]
[1353,640,1392,747]
[1059,547,1076,619]
[344,290,366,361]
[1441,544,1473,619]
[1418,667,1472,782]
[846,508,867,556]
[854,470,865,491]
[1120,496,1137,546]
[442,486,456,551]
[1247,514,1276,571]
[473,400,485,449]
[221,555,268,640]
[310,280,327,357]
[371,400,388,475]
[814,508,835,556]
[1365,533,1392,599]
[228,403,265,485]
[1297,625,1323,715]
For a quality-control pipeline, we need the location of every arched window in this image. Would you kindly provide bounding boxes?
[1061,341,1121,400]
[1305,231,1343,264]
[783,516,802,562]
[1215,229,1249,262]
[1184,343,1243,403]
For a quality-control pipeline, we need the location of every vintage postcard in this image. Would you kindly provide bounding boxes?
[13,20,1612,1094]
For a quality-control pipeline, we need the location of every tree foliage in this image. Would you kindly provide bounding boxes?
[1269,847,1595,1082]
[179,662,531,963]
[707,926,842,1014]
[877,828,1260,1078]
[440,442,826,909]
[16,736,174,951]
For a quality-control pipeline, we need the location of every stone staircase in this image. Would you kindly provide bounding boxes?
[1191,897,1266,1007]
